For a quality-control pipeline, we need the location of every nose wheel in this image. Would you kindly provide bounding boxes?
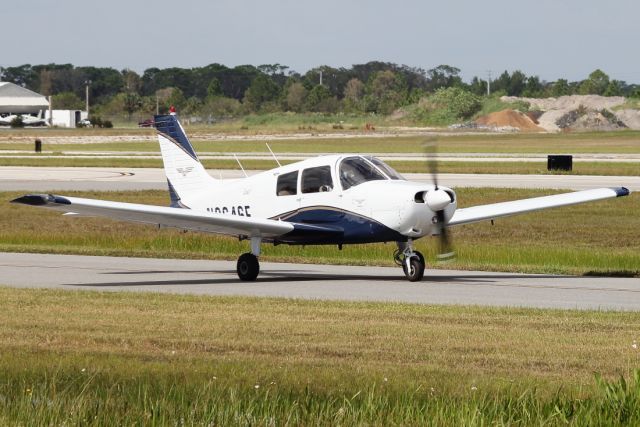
[402,252,425,282]
[394,241,425,282]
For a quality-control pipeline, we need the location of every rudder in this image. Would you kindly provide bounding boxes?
[154,113,217,206]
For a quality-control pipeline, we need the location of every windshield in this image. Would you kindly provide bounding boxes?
[339,156,386,190]
[367,157,405,180]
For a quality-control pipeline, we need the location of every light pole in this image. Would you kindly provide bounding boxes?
[486,70,492,96]
[84,80,92,115]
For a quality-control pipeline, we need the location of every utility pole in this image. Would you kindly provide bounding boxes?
[48,96,52,126]
[155,93,159,115]
[486,70,492,96]
[319,70,323,86]
[84,80,92,115]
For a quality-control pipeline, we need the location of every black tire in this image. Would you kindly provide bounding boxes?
[414,251,425,267]
[237,253,260,281]
[403,255,425,282]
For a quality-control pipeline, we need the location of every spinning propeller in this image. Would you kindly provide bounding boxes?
[424,139,455,262]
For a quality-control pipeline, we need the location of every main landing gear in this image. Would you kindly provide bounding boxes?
[237,237,261,281]
[394,240,425,282]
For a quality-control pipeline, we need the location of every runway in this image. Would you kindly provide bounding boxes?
[0,166,637,192]
[1,252,638,311]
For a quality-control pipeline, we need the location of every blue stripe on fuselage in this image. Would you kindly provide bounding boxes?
[275,207,406,244]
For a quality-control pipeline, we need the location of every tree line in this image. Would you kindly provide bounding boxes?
[1,62,638,119]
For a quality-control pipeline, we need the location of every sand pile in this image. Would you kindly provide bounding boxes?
[500,95,640,131]
[614,109,640,130]
[501,95,625,112]
[475,109,543,131]
[559,110,627,131]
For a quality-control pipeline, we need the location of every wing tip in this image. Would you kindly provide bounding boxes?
[613,187,630,197]
[10,194,71,206]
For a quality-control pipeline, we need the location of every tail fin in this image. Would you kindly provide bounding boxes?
[154,114,217,207]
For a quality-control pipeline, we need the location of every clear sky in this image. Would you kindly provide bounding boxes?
[3,0,639,83]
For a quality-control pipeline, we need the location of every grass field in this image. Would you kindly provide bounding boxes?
[1,288,639,425]
[2,188,638,277]
[1,128,639,175]
[0,156,638,176]
[1,128,640,154]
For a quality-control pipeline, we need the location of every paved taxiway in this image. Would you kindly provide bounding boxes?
[1,252,638,311]
[1,166,637,192]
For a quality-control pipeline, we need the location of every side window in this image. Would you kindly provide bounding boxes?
[301,166,333,194]
[276,171,298,196]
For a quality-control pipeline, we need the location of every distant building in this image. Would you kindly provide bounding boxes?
[45,109,88,128]
[0,82,89,127]
[0,82,49,115]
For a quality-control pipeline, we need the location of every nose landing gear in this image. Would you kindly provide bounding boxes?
[394,240,425,282]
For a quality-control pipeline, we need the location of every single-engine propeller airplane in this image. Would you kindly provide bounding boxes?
[12,110,631,281]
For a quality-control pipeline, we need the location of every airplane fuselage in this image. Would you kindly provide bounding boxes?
[178,154,457,245]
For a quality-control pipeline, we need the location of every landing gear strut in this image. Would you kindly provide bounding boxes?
[394,240,425,282]
[237,237,261,281]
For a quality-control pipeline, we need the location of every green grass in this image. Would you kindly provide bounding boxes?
[2,128,640,154]
[1,189,638,276]
[1,288,640,425]
[393,160,640,176]
[475,96,532,117]
[0,156,638,175]
[612,98,640,111]
[237,111,388,130]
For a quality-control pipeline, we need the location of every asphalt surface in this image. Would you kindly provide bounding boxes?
[1,253,638,311]
[1,166,637,192]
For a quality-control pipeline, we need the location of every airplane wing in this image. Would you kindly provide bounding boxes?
[10,194,341,242]
[448,187,630,227]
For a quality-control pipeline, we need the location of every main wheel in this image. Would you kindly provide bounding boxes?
[402,254,425,282]
[237,253,260,281]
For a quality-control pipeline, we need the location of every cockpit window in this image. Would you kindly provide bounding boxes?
[367,157,405,180]
[301,166,333,193]
[276,170,298,196]
[339,156,386,190]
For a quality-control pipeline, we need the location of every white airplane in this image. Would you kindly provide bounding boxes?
[0,114,47,126]
[0,115,17,126]
[12,111,631,281]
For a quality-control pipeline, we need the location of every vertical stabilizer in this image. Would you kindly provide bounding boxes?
[154,113,217,206]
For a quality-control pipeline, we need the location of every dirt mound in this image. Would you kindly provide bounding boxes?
[500,95,629,132]
[475,109,543,131]
[557,109,627,131]
[615,109,640,130]
[502,95,625,112]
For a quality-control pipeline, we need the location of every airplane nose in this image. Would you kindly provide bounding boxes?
[425,189,454,211]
